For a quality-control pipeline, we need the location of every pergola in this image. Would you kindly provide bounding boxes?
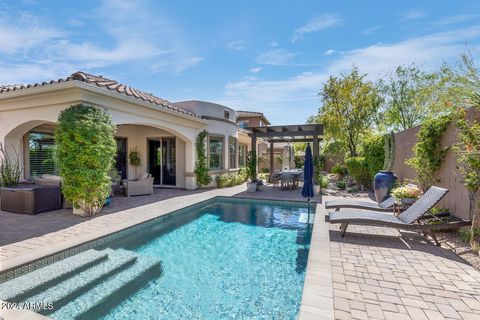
[247,124,324,180]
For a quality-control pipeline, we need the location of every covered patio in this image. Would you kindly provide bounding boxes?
[247,124,324,182]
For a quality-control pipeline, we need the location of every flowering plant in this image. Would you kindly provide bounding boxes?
[391,185,422,201]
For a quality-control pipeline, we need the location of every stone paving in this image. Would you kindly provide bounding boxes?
[1,185,480,319]
[325,199,480,320]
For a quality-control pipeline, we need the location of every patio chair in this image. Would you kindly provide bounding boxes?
[122,173,154,197]
[325,197,394,212]
[328,186,471,246]
[280,173,295,190]
[271,172,281,188]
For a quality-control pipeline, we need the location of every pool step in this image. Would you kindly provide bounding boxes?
[49,254,161,320]
[0,249,108,302]
[23,248,138,313]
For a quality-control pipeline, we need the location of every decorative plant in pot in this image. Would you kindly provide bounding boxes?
[55,104,117,216]
[0,143,21,187]
[315,173,329,195]
[391,185,422,205]
[256,179,264,191]
[128,147,142,179]
[246,151,258,192]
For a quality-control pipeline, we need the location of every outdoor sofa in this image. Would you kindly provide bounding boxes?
[122,173,154,197]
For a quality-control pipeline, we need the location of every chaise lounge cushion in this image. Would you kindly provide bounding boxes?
[329,210,404,225]
[137,172,149,181]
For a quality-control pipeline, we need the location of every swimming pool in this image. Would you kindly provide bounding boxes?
[2,198,314,319]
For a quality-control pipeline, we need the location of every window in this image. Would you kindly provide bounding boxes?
[229,137,237,169]
[239,144,247,167]
[238,121,249,129]
[208,136,224,170]
[28,132,56,178]
[259,120,264,127]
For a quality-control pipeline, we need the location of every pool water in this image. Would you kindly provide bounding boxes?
[101,200,313,319]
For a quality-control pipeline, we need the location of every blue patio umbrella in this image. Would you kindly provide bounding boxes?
[301,143,314,201]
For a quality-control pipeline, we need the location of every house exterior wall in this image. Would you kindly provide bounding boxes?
[237,117,263,128]
[0,82,207,190]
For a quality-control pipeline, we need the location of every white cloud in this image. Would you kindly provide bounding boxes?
[227,40,246,51]
[291,14,342,42]
[221,26,480,124]
[401,9,427,20]
[256,49,297,66]
[324,49,335,55]
[432,14,477,26]
[330,26,480,78]
[0,14,63,54]
[270,41,278,47]
[249,67,262,73]
[0,0,204,83]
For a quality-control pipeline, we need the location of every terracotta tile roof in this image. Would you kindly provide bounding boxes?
[0,71,201,119]
[236,110,271,125]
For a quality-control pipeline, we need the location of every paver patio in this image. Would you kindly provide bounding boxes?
[1,185,480,319]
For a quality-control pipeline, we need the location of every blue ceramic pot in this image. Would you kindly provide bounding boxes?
[374,171,397,203]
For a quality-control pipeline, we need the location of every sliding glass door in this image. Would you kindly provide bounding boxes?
[148,138,176,186]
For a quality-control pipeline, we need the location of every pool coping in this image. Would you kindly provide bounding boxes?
[298,203,334,319]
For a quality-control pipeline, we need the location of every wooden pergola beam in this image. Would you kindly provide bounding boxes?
[267,137,323,143]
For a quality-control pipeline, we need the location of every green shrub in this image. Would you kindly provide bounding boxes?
[246,151,258,182]
[332,164,348,176]
[336,179,346,190]
[194,130,212,187]
[216,171,248,188]
[406,114,451,190]
[260,167,270,173]
[294,155,304,168]
[315,174,329,188]
[323,141,347,164]
[459,228,480,243]
[345,157,370,187]
[55,104,116,216]
[363,135,385,177]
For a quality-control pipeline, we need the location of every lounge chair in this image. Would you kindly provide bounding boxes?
[325,197,394,212]
[328,186,471,246]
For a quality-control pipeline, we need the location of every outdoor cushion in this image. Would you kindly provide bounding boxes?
[41,174,62,181]
[137,172,149,180]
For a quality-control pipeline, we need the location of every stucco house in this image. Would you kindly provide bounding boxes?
[236,110,295,172]
[0,72,244,190]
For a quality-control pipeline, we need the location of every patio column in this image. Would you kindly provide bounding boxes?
[269,141,274,182]
[250,133,257,154]
[313,135,319,175]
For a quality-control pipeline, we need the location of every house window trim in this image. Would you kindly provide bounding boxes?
[27,131,56,179]
[239,143,247,167]
[228,136,238,169]
[208,134,224,170]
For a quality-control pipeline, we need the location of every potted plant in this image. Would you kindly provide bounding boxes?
[256,179,264,191]
[246,151,258,192]
[55,104,117,216]
[128,147,142,178]
[391,185,422,205]
[315,173,329,195]
[0,143,21,187]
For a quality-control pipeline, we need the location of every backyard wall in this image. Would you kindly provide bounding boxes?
[391,109,478,221]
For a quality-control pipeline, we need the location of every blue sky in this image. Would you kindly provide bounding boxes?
[1,0,480,124]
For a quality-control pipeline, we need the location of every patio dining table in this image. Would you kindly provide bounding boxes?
[275,170,303,190]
